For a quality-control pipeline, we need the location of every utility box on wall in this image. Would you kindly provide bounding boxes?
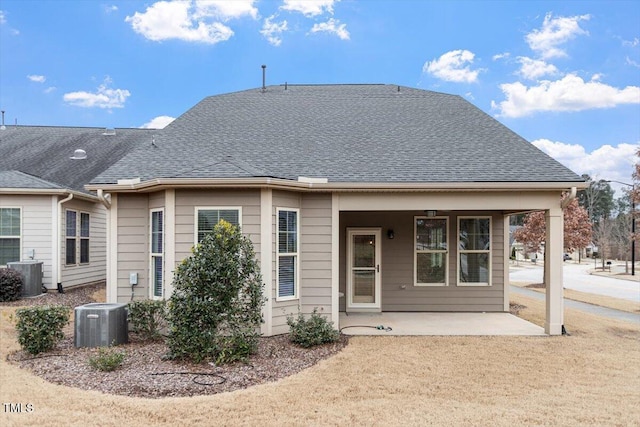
[74,303,128,347]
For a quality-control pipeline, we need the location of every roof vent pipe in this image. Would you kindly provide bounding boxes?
[261,65,266,92]
[0,111,5,130]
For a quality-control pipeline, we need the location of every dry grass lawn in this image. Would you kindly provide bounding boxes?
[1,294,639,426]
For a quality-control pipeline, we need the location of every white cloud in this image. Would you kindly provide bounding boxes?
[525,13,590,59]
[44,86,56,94]
[622,37,639,48]
[309,18,349,40]
[194,0,258,20]
[423,50,481,83]
[104,5,118,13]
[493,74,640,117]
[27,75,46,83]
[492,52,510,61]
[261,15,288,46]
[141,115,176,129]
[63,78,130,109]
[0,10,6,24]
[125,1,237,44]
[532,139,639,195]
[517,57,558,80]
[627,56,640,69]
[281,0,337,17]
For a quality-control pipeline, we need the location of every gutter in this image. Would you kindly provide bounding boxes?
[56,193,74,293]
[561,187,577,209]
[86,178,590,193]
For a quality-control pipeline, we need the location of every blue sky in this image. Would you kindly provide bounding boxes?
[0,0,638,196]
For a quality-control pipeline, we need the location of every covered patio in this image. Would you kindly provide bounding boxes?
[339,312,546,336]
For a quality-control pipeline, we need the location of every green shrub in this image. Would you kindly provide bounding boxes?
[287,308,340,348]
[128,299,167,340]
[166,220,265,364]
[88,346,125,372]
[0,268,23,302]
[15,306,70,355]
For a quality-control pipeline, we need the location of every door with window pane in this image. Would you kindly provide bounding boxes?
[347,228,381,310]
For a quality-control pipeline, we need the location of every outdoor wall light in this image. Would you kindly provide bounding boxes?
[387,229,395,239]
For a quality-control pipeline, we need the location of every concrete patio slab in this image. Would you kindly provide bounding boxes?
[339,312,546,336]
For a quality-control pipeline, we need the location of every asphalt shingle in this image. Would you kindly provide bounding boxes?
[90,84,584,185]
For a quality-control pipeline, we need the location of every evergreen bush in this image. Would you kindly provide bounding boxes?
[166,220,265,364]
[0,268,23,302]
[15,306,70,355]
[88,346,126,372]
[287,308,340,348]
[128,299,167,340]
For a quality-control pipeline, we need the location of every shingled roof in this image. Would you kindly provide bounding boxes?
[0,126,153,193]
[92,84,583,185]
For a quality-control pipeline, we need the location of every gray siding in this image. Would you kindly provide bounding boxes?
[116,194,149,302]
[174,189,261,265]
[272,191,301,334]
[0,195,53,287]
[60,199,107,288]
[300,193,333,315]
[340,211,505,312]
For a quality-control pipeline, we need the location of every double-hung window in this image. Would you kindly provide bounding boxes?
[150,209,164,298]
[80,213,90,264]
[66,210,90,265]
[415,217,448,286]
[277,208,299,300]
[0,208,21,266]
[458,217,491,286]
[195,207,241,243]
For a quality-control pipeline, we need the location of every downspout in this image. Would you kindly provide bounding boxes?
[97,189,111,208]
[561,187,577,209]
[57,193,74,293]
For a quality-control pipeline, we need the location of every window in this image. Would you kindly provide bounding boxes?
[0,208,21,266]
[151,209,164,298]
[195,207,241,243]
[415,217,448,286]
[66,210,90,265]
[277,208,298,300]
[80,213,90,264]
[458,217,491,286]
[65,210,77,265]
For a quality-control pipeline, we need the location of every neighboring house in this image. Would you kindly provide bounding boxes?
[88,84,587,335]
[0,126,153,291]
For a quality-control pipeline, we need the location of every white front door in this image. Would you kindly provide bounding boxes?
[346,228,381,311]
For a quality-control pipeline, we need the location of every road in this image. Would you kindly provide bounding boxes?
[510,286,640,324]
[509,261,640,302]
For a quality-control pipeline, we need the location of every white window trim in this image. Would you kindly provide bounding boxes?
[457,216,492,287]
[65,209,91,266]
[0,207,22,267]
[276,207,300,302]
[414,216,449,287]
[194,206,242,244]
[150,208,164,300]
[79,212,90,265]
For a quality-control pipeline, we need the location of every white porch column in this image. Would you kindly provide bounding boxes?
[260,188,273,336]
[503,214,510,312]
[544,207,564,335]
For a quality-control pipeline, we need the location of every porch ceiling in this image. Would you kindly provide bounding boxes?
[339,312,546,336]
